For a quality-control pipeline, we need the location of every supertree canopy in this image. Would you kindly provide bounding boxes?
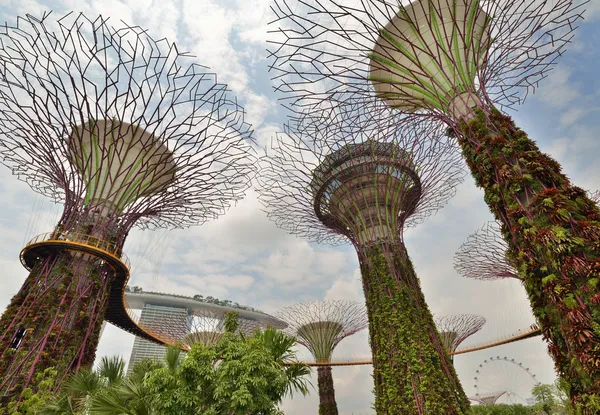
[0,12,255,406]
[267,0,600,409]
[470,391,506,406]
[276,300,368,415]
[257,105,469,413]
[434,314,485,361]
[179,309,268,348]
[454,221,520,281]
[268,0,583,119]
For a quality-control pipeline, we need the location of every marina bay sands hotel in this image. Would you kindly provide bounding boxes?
[121,291,286,372]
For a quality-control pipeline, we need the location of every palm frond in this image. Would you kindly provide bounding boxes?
[164,346,182,373]
[38,394,77,415]
[128,358,164,383]
[98,356,126,386]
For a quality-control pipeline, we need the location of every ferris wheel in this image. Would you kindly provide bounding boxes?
[473,356,540,405]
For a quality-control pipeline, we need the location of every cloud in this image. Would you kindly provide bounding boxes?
[581,1,600,21]
[559,107,590,127]
[535,67,581,110]
[0,1,599,414]
[325,269,364,302]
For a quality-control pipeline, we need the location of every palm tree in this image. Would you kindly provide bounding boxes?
[88,351,179,414]
[89,378,152,415]
[42,326,309,414]
[40,356,125,414]
[254,327,312,399]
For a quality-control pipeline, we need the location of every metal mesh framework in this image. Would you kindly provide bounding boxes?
[435,314,486,355]
[267,0,586,123]
[258,108,465,246]
[454,221,520,281]
[156,308,273,349]
[469,391,506,405]
[455,188,600,282]
[267,6,600,406]
[0,12,255,403]
[0,12,255,230]
[276,300,368,415]
[276,300,368,362]
[257,107,470,413]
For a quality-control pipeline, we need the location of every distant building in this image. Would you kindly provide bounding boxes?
[127,303,191,373]
[123,291,286,373]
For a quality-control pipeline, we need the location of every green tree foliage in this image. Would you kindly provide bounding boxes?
[469,404,534,414]
[40,324,310,415]
[144,327,311,415]
[530,380,578,414]
[39,356,129,415]
[532,384,557,414]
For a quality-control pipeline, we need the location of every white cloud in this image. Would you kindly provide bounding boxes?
[0,1,599,414]
[535,66,580,110]
[559,107,590,127]
[582,1,600,21]
[325,269,364,302]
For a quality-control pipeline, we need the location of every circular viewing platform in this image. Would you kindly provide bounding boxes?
[20,231,130,272]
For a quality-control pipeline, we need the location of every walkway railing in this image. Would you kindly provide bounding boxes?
[285,326,542,366]
[453,326,541,355]
[22,231,130,269]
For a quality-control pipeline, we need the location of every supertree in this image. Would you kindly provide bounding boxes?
[454,221,520,281]
[0,12,255,405]
[469,391,506,406]
[257,102,470,413]
[275,300,368,415]
[267,0,600,408]
[434,314,485,362]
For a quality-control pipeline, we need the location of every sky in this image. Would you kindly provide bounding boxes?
[0,0,599,413]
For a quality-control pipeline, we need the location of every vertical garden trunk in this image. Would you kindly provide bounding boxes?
[456,108,600,412]
[357,241,469,414]
[317,366,338,415]
[0,252,113,409]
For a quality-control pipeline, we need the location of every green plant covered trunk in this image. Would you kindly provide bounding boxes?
[317,366,338,415]
[456,108,600,412]
[0,252,112,411]
[357,241,469,414]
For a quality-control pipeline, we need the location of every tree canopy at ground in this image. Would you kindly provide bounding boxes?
[469,404,535,414]
[38,313,310,415]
